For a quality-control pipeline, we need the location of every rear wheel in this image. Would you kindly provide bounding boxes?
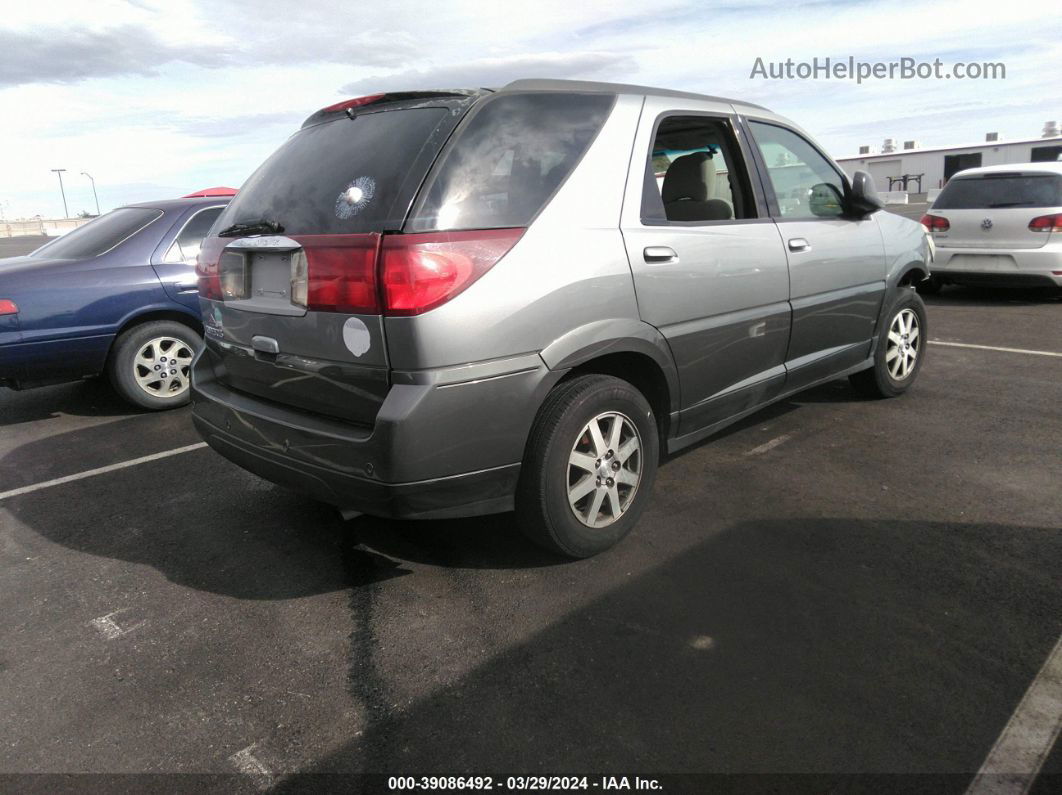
[850,288,927,398]
[516,374,659,558]
[109,320,201,410]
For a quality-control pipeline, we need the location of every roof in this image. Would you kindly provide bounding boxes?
[837,135,1062,162]
[183,187,238,197]
[948,161,1062,178]
[499,78,770,112]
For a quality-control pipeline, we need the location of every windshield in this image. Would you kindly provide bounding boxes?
[934,174,1062,209]
[31,207,163,259]
[213,107,458,237]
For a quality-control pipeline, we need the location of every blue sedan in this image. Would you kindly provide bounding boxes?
[0,195,230,409]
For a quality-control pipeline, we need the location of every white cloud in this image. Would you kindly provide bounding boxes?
[0,0,1058,218]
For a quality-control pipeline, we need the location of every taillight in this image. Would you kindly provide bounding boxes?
[195,237,226,300]
[0,299,17,316]
[291,234,381,313]
[320,94,385,113]
[1029,213,1062,232]
[920,213,950,231]
[380,228,524,316]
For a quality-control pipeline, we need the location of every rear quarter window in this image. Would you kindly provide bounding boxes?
[407,92,616,232]
[934,174,1062,209]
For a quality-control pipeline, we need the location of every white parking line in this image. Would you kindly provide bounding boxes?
[746,434,792,456]
[929,340,1062,358]
[90,608,146,640]
[0,442,208,501]
[966,634,1062,795]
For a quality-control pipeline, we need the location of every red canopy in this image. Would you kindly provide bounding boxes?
[182,187,238,198]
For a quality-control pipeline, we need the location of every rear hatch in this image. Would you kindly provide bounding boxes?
[928,171,1062,250]
[194,94,476,426]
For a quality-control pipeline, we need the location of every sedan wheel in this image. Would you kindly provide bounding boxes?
[133,336,194,397]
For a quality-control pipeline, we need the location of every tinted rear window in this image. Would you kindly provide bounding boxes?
[935,174,1062,209]
[407,92,616,232]
[31,207,162,259]
[213,108,456,236]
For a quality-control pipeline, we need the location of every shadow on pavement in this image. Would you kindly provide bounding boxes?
[0,379,136,426]
[924,285,1061,307]
[293,518,1061,783]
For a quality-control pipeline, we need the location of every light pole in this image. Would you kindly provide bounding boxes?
[51,169,69,218]
[81,172,100,215]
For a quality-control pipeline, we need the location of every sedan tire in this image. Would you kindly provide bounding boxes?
[109,320,201,410]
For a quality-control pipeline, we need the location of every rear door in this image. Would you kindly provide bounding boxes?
[745,119,885,391]
[620,96,791,440]
[195,99,469,426]
[930,171,1062,250]
[151,204,225,309]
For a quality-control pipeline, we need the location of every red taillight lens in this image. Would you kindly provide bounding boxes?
[320,94,386,113]
[0,299,18,316]
[1029,213,1062,232]
[195,237,226,300]
[920,213,950,231]
[380,228,524,316]
[291,234,381,313]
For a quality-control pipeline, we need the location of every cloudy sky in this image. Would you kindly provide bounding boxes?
[1,0,1058,218]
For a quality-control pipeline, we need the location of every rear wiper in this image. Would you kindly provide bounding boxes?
[985,202,1028,208]
[218,219,284,237]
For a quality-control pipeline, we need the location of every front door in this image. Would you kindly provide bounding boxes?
[746,119,886,392]
[620,98,791,446]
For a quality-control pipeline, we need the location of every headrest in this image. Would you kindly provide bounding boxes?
[662,151,713,203]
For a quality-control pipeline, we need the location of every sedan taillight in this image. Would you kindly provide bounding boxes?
[0,299,17,316]
[1028,213,1062,232]
[920,213,950,231]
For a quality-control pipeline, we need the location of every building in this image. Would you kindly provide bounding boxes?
[835,122,1062,196]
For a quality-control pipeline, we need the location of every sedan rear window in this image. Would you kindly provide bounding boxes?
[31,207,163,259]
[407,92,616,232]
[934,174,1062,209]
[213,107,457,236]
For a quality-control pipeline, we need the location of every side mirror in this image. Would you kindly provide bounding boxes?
[809,183,844,217]
[847,170,884,216]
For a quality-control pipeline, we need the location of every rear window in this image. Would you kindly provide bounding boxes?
[213,107,457,236]
[407,92,616,232]
[934,174,1062,209]
[31,207,162,259]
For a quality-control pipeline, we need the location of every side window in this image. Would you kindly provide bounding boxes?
[748,122,846,219]
[164,207,224,264]
[643,115,754,224]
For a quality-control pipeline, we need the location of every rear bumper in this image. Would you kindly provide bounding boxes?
[933,245,1062,287]
[191,348,559,519]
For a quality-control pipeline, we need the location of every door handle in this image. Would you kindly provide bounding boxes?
[788,238,810,252]
[644,246,678,263]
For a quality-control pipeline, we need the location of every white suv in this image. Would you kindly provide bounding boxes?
[920,162,1062,293]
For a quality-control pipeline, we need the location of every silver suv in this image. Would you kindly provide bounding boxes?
[191,79,930,557]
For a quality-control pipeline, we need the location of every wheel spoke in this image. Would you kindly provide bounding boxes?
[569,451,597,473]
[606,486,622,518]
[617,437,639,464]
[586,488,606,525]
[908,326,919,344]
[886,346,899,362]
[616,468,638,486]
[888,331,902,346]
[607,415,624,452]
[568,475,596,504]
[587,419,607,458]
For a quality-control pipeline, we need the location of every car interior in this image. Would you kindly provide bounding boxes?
[647,116,752,222]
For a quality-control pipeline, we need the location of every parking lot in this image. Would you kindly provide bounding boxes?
[1,233,1060,791]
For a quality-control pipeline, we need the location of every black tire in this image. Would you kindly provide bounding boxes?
[916,275,943,295]
[516,374,660,558]
[850,287,927,398]
[108,320,201,410]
